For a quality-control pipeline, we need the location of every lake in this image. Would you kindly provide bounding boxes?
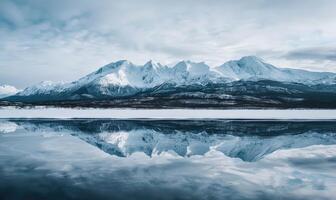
[0,119,335,200]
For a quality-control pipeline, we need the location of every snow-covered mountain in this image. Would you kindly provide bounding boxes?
[216,56,336,84]
[0,85,20,98]
[14,59,225,98]
[3,56,336,108]
[11,56,336,97]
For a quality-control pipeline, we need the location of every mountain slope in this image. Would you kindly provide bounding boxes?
[10,60,226,100]
[3,56,336,108]
[216,56,336,84]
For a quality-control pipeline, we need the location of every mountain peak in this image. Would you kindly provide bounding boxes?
[9,56,336,100]
[239,56,264,63]
[144,60,161,69]
[216,56,281,80]
[144,60,154,65]
[108,60,132,68]
[237,56,266,68]
[173,60,210,76]
[237,56,270,69]
[93,60,133,75]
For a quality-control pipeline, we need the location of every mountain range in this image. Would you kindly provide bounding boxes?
[2,56,336,108]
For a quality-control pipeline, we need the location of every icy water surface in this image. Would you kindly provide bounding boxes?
[0,119,336,200]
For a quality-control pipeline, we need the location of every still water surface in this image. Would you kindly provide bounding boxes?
[0,119,335,200]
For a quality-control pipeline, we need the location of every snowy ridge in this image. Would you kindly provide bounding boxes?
[216,56,336,83]
[0,85,20,98]
[72,60,222,89]
[11,56,336,98]
[18,81,66,96]
[16,60,222,97]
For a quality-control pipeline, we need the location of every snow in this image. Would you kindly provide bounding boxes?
[0,85,20,98]
[1,108,336,119]
[216,56,336,83]
[14,56,336,97]
[74,59,217,89]
[17,81,66,96]
[16,60,217,96]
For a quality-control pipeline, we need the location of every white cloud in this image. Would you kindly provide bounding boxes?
[1,0,336,87]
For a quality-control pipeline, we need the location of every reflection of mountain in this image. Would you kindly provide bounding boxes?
[9,120,336,161]
[3,56,336,108]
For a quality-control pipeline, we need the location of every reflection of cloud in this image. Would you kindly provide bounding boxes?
[0,121,18,133]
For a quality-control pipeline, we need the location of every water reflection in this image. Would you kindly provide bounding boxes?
[6,119,336,161]
[0,119,336,200]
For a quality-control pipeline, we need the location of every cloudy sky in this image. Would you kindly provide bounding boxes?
[1,0,336,88]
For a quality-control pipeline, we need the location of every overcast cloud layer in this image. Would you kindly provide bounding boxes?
[1,0,336,88]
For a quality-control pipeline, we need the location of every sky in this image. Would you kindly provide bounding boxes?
[1,0,336,88]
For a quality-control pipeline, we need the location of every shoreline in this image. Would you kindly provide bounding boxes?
[1,108,336,119]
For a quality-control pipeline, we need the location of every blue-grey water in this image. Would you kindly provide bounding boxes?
[0,119,336,200]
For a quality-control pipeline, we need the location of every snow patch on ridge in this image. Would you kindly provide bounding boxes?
[0,85,20,98]
[17,81,66,96]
